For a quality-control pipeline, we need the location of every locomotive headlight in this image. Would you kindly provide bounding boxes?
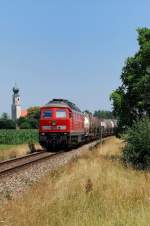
[57,125,66,130]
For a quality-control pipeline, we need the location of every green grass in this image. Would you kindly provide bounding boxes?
[0,144,17,151]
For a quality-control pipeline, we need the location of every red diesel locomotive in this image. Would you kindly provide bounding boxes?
[39,99,117,150]
[39,99,85,149]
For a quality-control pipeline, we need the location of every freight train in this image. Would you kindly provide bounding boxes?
[39,99,117,151]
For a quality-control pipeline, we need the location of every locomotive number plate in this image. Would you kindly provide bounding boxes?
[42,126,51,130]
[51,126,57,130]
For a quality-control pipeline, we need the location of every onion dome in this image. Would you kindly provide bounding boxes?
[13,84,19,94]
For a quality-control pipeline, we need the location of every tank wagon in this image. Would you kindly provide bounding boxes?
[39,99,117,151]
[101,119,117,137]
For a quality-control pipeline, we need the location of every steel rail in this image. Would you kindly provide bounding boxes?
[0,151,58,176]
[0,139,101,177]
[0,151,44,166]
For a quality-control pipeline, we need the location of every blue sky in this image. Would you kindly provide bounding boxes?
[0,0,150,115]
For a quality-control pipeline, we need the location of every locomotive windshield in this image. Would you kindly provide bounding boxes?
[56,110,67,118]
[42,110,52,118]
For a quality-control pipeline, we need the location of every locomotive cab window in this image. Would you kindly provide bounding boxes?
[56,110,67,118]
[42,110,52,118]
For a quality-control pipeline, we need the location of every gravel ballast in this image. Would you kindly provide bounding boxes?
[0,141,100,202]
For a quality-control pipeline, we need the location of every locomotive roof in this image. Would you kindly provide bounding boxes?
[45,99,81,112]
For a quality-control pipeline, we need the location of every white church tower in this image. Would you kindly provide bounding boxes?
[11,84,21,121]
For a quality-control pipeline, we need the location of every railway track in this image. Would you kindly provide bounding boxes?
[0,139,101,177]
[0,151,58,176]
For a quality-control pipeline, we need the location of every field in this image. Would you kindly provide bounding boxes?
[0,137,150,226]
[0,129,38,145]
[0,130,39,161]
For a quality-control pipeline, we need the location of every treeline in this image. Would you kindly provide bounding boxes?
[0,107,40,129]
[0,108,114,130]
[94,110,114,119]
[111,28,150,169]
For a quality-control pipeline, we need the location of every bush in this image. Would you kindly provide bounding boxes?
[28,118,39,129]
[17,117,39,129]
[0,130,39,145]
[0,119,16,129]
[123,118,150,169]
[19,122,32,129]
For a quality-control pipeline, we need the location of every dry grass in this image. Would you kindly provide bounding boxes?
[1,137,150,226]
[0,144,41,161]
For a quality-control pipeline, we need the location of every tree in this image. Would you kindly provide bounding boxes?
[19,121,32,129]
[0,119,16,129]
[27,107,40,129]
[28,118,39,129]
[27,107,40,120]
[17,107,40,129]
[17,117,39,129]
[94,110,114,119]
[0,112,9,120]
[0,112,16,129]
[111,28,150,130]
